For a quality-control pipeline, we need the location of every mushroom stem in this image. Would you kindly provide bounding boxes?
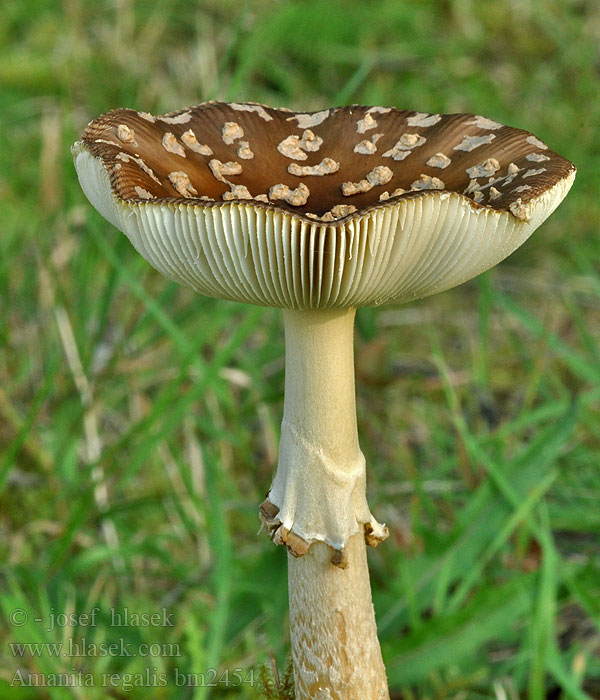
[266,307,386,553]
[266,307,388,698]
[288,533,389,699]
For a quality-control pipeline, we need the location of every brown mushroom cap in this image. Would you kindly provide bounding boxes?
[72,102,575,308]
[76,102,573,220]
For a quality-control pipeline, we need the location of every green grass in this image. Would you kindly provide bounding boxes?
[1,0,599,698]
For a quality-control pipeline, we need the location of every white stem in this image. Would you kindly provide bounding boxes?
[289,533,389,700]
[266,308,385,551]
[264,307,389,698]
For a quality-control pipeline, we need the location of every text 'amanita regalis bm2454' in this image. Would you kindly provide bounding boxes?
[73,102,575,700]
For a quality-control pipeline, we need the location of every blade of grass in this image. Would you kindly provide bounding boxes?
[332,57,373,105]
[527,504,558,700]
[191,447,233,700]
[0,354,60,492]
[496,292,600,385]
[385,576,533,686]
[475,272,492,386]
[446,469,557,612]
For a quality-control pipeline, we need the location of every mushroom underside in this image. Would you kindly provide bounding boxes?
[72,145,575,310]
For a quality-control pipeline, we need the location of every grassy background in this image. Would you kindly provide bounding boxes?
[1,0,599,698]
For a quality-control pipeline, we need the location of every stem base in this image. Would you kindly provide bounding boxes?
[288,532,390,700]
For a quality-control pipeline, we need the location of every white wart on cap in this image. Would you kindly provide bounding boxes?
[73,102,576,309]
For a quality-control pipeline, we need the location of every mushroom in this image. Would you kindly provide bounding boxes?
[72,102,575,700]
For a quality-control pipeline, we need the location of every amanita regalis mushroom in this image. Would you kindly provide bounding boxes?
[72,102,575,700]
